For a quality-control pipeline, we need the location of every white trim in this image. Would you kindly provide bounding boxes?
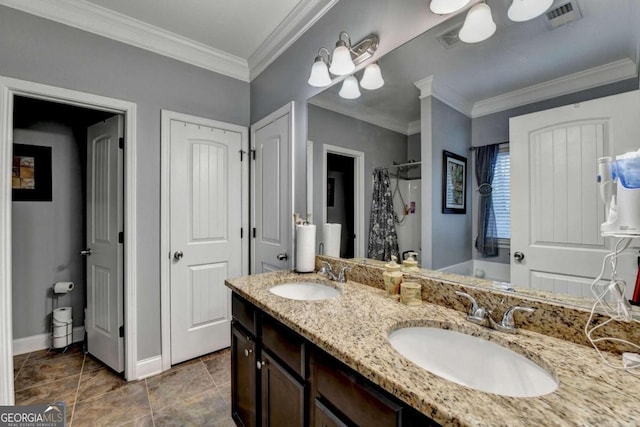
[309,93,413,136]
[471,58,638,118]
[12,327,85,356]
[321,144,365,258]
[0,0,250,82]
[0,76,138,405]
[135,355,163,380]
[414,75,473,117]
[307,141,314,217]
[160,110,249,372]
[249,0,339,80]
[250,102,295,273]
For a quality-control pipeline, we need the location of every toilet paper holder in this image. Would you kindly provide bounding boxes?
[50,283,73,352]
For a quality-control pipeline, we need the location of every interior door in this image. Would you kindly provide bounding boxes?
[251,111,291,273]
[170,118,242,364]
[86,115,124,373]
[510,90,640,298]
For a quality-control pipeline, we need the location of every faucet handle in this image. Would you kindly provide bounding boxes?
[455,291,486,324]
[338,265,352,283]
[501,306,535,329]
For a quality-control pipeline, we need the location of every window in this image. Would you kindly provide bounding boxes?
[492,149,510,240]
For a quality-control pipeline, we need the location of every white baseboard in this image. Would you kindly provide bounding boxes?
[13,326,85,356]
[135,355,163,380]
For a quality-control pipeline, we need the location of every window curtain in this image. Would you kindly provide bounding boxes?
[475,145,500,257]
[367,169,399,260]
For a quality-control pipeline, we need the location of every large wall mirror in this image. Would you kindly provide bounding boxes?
[307,0,640,305]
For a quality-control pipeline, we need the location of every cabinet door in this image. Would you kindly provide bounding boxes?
[314,399,348,427]
[260,351,305,427]
[232,323,257,427]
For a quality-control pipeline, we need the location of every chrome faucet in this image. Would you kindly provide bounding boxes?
[455,291,535,333]
[318,262,351,283]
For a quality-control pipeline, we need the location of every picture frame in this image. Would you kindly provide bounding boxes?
[442,150,466,214]
[12,143,53,202]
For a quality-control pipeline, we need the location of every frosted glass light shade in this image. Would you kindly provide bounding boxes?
[308,58,331,87]
[339,76,361,99]
[507,0,553,22]
[360,63,384,90]
[459,3,496,43]
[429,0,470,14]
[329,44,355,75]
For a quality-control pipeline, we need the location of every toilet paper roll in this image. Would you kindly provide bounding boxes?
[53,307,72,323]
[54,282,74,294]
[295,224,316,273]
[52,334,71,349]
[52,322,72,338]
[322,223,342,257]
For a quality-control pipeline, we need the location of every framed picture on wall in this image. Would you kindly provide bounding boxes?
[442,150,466,214]
[12,143,53,202]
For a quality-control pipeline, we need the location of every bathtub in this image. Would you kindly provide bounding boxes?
[438,259,510,283]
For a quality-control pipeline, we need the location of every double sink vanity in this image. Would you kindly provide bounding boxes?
[225,256,640,426]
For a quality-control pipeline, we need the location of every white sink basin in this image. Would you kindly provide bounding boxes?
[269,282,340,301]
[388,327,558,397]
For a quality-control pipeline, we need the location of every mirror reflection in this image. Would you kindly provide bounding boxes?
[308,0,640,303]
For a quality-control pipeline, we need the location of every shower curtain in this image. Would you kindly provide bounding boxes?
[475,144,499,257]
[367,169,399,260]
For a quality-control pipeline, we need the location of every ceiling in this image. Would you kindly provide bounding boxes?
[310,0,640,133]
[0,0,338,81]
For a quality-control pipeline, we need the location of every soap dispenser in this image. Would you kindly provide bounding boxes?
[383,256,403,299]
[402,252,419,273]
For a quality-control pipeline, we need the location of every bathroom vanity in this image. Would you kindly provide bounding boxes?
[226,258,640,426]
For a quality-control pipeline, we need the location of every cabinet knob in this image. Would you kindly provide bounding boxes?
[256,360,268,370]
[244,348,253,357]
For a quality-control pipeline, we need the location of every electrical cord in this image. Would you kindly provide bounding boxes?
[585,237,640,375]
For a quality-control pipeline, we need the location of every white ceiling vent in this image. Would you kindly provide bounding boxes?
[545,1,582,29]
[436,24,464,49]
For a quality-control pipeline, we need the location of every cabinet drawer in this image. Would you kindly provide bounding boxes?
[232,293,256,336]
[262,315,305,377]
[315,353,402,427]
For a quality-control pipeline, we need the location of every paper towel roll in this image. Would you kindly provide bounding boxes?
[54,282,74,294]
[322,223,342,257]
[53,307,72,323]
[295,224,316,273]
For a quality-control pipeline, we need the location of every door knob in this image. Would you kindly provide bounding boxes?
[244,348,253,357]
[173,251,184,261]
[256,360,268,370]
[80,248,92,256]
[276,253,288,261]
[513,251,525,262]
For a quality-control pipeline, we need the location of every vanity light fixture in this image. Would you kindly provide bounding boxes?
[360,62,385,90]
[307,31,380,89]
[429,0,470,15]
[507,0,554,22]
[338,76,361,99]
[458,2,496,43]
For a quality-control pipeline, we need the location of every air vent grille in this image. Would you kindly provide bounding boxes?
[545,1,582,29]
[436,24,463,49]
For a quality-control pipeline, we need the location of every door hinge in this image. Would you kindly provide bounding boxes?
[252,228,256,238]
[239,150,247,161]
[250,149,256,160]
[119,137,124,149]
[119,325,124,338]
[118,232,124,244]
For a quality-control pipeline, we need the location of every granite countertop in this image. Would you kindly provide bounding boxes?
[226,271,640,426]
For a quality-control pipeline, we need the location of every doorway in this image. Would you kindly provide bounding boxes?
[0,76,138,405]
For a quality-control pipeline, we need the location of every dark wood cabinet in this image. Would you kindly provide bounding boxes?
[231,322,257,427]
[230,292,436,427]
[259,351,305,427]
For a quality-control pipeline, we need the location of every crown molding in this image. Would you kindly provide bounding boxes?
[0,0,251,82]
[414,75,473,116]
[471,58,638,118]
[309,92,413,136]
[249,0,339,80]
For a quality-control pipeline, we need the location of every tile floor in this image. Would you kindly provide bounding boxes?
[13,344,234,427]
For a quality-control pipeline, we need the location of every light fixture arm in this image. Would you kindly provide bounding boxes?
[315,47,331,63]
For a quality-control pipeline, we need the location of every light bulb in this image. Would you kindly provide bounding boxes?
[459,3,496,43]
[360,63,384,90]
[429,0,470,14]
[507,0,553,22]
[339,76,361,99]
[308,56,331,87]
[329,41,355,75]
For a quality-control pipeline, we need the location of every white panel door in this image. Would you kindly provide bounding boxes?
[86,115,124,373]
[170,119,242,364]
[252,112,290,273]
[510,91,640,298]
